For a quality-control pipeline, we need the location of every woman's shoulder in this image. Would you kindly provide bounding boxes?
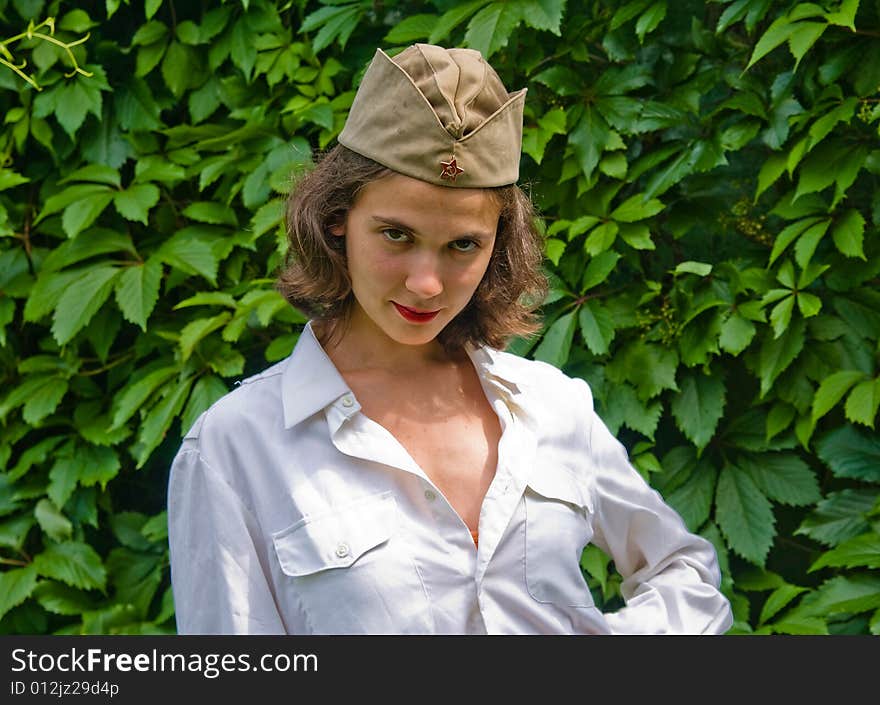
[183,357,289,441]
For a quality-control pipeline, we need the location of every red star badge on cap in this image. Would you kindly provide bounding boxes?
[439,157,464,181]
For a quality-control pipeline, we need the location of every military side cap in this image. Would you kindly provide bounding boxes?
[337,43,527,188]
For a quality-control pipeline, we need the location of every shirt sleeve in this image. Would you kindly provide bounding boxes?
[167,445,287,635]
[579,382,733,635]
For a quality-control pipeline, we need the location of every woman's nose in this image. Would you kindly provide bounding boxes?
[405,254,443,300]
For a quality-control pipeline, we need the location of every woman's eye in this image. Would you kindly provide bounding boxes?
[382,229,409,243]
[450,239,478,252]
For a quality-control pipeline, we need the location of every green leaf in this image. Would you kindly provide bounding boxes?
[719,313,756,356]
[76,445,121,490]
[182,201,238,226]
[113,184,160,224]
[845,378,880,427]
[157,232,219,284]
[51,266,121,345]
[135,156,185,184]
[135,377,195,468]
[0,565,38,621]
[0,168,29,191]
[815,425,880,482]
[796,292,821,318]
[569,106,610,183]
[179,313,232,361]
[59,164,120,187]
[32,582,97,615]
[175,292,237,310]
[61,190,115,238]
[545,238,566,266]
[180,375,228,435]
[807,98,859,151]
[635,1,667,42]
[787,21,827,66]
[161,41,193,98]
[533,310,577,368]
[114,258,162,331]
[760,584,809,625]
[793,218,831,269]
[611,0,651,30]
[739,453,820,506]
[250,198,284,238]
[759,318,805,397]
[581,252,620,292]
[48,455,80,509]
[674,261,713,277]
[110,365,179,429]
[756,152,788,200]
[517,0,565,33]
[618,223,654,250]
[831,209,866,259]
[10,375,70,425]
[32,541,106,591]
[607,341,679,400]
[106,547,164,617]
[384,13,438,43]
[578,301,615,356]
[306,4,362,53]
[670,371,726,451]
[54,79,103,138]
[34,498,73,542]
[146,0,163,21]
[812,370,866,422]
[610,193,664,222]
[599,152,628,179]
[429,0,492,43]
[810,534,880,572]
[769,294,795,338]
[464,3,519,57]
[0,513,35,551]
[601,383,662,439]
[584,222,619,255]
[716,464,776,566]
[796,489,876,547]
[769,217,822,266]
[785,575,880,621]
[41,228,135,273]
[747,15,796,69]
[825,0,859,29]
[5,437,65,482]
[665,462,717,531]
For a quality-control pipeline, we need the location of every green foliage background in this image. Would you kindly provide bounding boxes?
[0,0,878,635]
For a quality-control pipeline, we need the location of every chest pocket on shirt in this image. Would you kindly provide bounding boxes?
[524,470,596,608]
[271,491,434,634]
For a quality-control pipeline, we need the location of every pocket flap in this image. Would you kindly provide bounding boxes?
[526,469,592,511]
[272,492,396,577]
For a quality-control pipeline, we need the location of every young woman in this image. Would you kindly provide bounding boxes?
[167,44,733,635]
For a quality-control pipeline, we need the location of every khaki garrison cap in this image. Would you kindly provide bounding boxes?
[337,43,527,188]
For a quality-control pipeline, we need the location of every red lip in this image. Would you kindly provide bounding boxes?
[392,302,440,323]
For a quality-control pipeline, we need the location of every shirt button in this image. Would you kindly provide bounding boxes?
[341,396,354,408]
[335,542,350,558]
[424,489,437,502]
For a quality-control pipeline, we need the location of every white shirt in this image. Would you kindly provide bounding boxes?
[167,322,732,634]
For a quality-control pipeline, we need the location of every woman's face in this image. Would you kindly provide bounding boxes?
[334,171,501,350]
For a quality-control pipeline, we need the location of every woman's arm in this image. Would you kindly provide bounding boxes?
[580,381,733,635]
[167,446,286,635]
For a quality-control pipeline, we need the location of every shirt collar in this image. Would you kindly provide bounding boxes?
[281,322,528,428]
[281,322,352,429]
[465,344,526,398]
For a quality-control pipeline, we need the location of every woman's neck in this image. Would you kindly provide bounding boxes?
[315,317,460,376]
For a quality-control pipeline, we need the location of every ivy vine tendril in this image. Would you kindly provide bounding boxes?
[0,17,93,91]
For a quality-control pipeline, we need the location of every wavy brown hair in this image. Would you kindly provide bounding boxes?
[276,145,547,351]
